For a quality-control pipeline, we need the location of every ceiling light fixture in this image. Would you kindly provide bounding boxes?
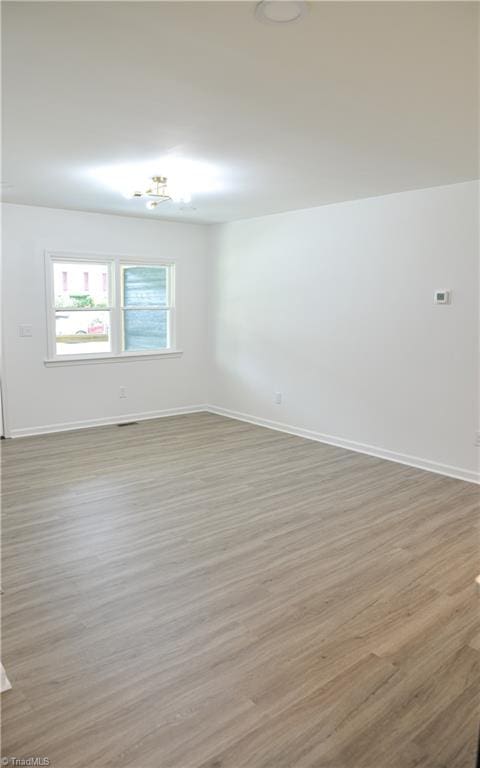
[127,175,193,210]
[127,176,173,209]
[90,157,221,208]
[255,1,308,24]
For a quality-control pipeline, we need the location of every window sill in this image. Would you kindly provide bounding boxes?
[44,350,184,367]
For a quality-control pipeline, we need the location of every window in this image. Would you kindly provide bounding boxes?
[46,254,176,361]
[122,265,171,352]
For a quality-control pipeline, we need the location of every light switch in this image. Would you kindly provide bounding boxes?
[19,324,33,337]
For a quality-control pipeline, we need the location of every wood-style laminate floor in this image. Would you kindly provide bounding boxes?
[1,412,479,768]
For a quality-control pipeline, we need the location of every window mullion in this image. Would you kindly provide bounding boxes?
[112,260,121,355]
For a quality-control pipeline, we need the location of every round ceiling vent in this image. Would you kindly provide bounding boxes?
[255,1,308,24]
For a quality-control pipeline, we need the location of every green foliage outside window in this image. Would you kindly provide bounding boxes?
[55,293,107,309]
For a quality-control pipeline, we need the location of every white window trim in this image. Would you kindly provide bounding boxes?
[44,250,182,365]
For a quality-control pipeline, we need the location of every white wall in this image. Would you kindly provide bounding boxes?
[209,181,479,481]
[2,204,211,436]
[3,185,479,482]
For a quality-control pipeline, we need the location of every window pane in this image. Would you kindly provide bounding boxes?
[55,311,111,355]
[123,266,168,307]
[123,309,168,351]
[54,262,109,308]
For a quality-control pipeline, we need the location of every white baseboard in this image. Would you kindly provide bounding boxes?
[206,405,480,485]
[8,405,208,438]
[7,403,479,485]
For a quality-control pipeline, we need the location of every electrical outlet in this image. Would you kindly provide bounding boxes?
[18,324,32,337]
[273,392,282,405]
[119,386,127,399]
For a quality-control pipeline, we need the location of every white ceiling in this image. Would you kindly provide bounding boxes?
[2,1,478,224]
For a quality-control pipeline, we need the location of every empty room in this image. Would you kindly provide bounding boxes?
[1,1,479,766]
